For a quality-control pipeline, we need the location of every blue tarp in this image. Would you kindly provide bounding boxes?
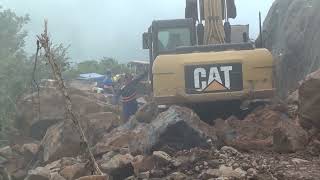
[77,73,104,80]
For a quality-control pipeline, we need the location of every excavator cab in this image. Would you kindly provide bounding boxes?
[143,18,196,65]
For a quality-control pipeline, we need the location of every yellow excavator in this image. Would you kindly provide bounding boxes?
[142,0,274,120]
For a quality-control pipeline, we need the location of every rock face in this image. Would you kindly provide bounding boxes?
[263,0,320,96]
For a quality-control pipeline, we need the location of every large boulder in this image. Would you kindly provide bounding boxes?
[100,154,134,180]
[42,120,81,163]
[273,120,308,153]
[84,112,120,145]
[16,88,64,140]
[94,106,215,156]
[42,112,119,163]
[262,0,320,97]
[299,69,320,130]
[129,106,215,154]
[16,87,112,140]
[20,143,40,162]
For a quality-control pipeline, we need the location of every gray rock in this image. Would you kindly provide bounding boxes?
[76,175,109,180]
[137,171,150,179]
[101,154,134,180]
[203,165,246,178]
[167,172,189,180]
[94,106,216,156]
[50,173,66,180]
[152,151,172,164]
[273,120,308,153]
[59,163,88,180]
[0,146,12,158]
[220,146,241,156]
[201,169,220,179]
[247,168,257,177]
[129,106,215,154]
[0,156,8,164]
[291,158,309,164]
[25,167,51,180]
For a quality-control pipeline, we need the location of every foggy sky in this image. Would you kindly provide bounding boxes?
[0,0,274,62]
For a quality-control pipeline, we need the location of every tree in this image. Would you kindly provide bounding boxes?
[64,57,130,79]
[0,8,71,141]
[99,57,129,74]
[33,44,70,80]
[0,8,29,59]
[0,7,30,133]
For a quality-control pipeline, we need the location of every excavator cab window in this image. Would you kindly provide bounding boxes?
[144,19,196,62]
[157,27,191,52]
[142,19,195,89]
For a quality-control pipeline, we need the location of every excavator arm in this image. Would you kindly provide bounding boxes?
[185,0,237,44]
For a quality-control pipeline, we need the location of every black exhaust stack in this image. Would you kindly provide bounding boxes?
[259,11,264,48]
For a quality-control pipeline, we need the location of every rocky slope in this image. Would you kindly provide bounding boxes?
[263,0,320,97]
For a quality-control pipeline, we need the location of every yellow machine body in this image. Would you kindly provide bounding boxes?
[152,48,274,105]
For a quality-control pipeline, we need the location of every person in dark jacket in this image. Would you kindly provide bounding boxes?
[118,72,147,121]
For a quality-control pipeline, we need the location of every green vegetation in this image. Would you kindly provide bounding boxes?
[64,57,130,79]
[0,7,31,133]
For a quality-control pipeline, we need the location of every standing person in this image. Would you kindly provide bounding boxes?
[102,70,114,94]
[119,72,147,122]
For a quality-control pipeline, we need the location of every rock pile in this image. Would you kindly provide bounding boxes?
[1,66,320,180]
[214,105,308,153]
